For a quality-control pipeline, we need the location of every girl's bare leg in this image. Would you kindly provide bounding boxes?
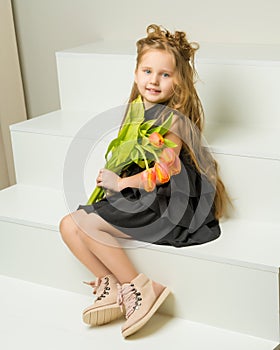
[59,213,111,277]
[59,210,138,283]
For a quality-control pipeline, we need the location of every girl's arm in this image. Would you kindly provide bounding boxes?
[163,130,182,156]
[96,168,141,192]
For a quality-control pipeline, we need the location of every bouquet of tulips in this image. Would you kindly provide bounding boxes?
[87,95,181,204]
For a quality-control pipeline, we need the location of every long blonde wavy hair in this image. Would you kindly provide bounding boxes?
[127,24,230,219]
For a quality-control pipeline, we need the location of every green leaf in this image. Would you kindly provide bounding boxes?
[133,159,146,168]
[105,137,120,160]
[147,112,174,136]
[139,119,157,132]
[106,139,137,170]
[130,149,140,162]
[118,95,145,141]
[141,137,150,146]
[164,138,178,148]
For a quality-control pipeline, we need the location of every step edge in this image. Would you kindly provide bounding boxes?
[0,215,57,232]
[56,49,280,67]
[0,211,278,274]
[9,113,280,161]
[55,41,280,66]
[1,274,279,347]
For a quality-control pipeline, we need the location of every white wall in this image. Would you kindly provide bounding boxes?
[12,0,280,118]
[0,0,27,189]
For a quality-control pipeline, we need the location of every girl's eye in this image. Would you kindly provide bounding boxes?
[162,73,170,78]
[144,69,151,74]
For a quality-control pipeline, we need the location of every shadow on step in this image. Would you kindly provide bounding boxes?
[126,313,172,340]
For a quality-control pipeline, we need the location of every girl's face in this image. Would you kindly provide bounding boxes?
[134,49,176,109]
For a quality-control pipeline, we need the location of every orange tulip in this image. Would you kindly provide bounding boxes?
[160,147,176,166]
[149,132,164,148]
[155,162,170,184]
[170,155,181,175]
[141,168,156,192]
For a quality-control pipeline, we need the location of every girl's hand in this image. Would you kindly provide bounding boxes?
[96,169,122,192]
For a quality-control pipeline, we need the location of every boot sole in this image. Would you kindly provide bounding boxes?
[122,287,171,338]
[83,303,124,326]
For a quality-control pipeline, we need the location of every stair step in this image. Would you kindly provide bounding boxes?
[56,42,135,113]
[0,275,278,350]
[9,108,120,190]
[56,41,280,129]
[10,108,280,161]
[0,184,280,272]
[9,111,280,223]
[0,184,66,229]
[0,184,279,341]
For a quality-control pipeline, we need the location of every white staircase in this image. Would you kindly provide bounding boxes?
[0,41,280,349]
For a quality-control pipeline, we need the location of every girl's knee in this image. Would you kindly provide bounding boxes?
[59,214,77,242]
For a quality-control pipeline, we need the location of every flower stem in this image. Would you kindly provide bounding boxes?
[149,148,160,162]
[86,187,104,205]
[136,145,149,170]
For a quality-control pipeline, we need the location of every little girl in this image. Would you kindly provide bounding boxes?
[59,24,229,338]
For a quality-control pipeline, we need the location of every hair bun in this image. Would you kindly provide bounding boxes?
[145,24,198,61]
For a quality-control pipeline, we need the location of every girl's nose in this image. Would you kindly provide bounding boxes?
[150,73,159,85]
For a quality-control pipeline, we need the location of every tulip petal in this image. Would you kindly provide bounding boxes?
[155,162,170,184]
[149,132,164,148]
[170,155,181,175]
[160,147,176,167]
[141,168,156,192]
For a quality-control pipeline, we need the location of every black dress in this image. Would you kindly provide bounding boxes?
[77,105,221,247]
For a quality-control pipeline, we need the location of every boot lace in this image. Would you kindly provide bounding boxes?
[84,276,111,301]
[117,283,142,318]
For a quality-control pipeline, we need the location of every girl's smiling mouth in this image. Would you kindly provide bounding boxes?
[146,87,161,94]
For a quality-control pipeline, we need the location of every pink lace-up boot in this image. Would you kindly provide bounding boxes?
[118,273,170,338]
[83,274,124,326]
